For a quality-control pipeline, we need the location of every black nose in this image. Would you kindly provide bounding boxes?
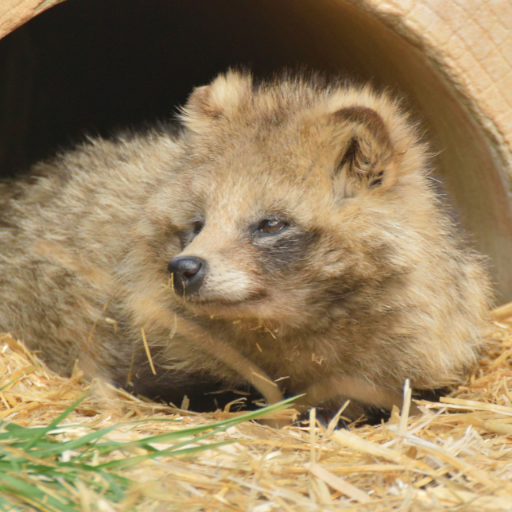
[167,256,207,296]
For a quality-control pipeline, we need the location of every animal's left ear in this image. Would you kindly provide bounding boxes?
[181,70,252,132]
[331,106,400,196]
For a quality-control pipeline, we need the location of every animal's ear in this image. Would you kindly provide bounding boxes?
[181,70,252,132]
[331,106,398,197]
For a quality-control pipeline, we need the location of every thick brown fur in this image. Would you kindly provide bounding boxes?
[0,71,492,416]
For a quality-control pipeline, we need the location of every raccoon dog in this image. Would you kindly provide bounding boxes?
[0,71,492,417]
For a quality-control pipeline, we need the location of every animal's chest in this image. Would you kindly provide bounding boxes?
[236,331,340,392]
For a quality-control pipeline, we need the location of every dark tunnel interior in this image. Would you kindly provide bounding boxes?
[0,0,363,175]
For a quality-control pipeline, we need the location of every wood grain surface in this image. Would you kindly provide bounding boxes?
[0,0,64,40]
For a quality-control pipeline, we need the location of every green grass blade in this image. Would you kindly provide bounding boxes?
[0,395,299,511]
[0,474,78,512]
[0,364,39,392]
[23,390,92,451]
[37,425,121,458]
[96,439,238,470]
[0,422,49,440]
[97,395,299,453]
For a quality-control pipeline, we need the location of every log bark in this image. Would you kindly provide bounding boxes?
[0,0,64,40]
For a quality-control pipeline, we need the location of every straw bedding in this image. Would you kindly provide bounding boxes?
[2,302,512,511]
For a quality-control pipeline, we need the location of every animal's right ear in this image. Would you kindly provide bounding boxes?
[181,71,252,132]
[331,106,399,197]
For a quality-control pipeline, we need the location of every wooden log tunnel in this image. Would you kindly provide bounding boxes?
[1,0,512,301]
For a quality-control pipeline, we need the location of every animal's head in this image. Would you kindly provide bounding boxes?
[137,71,430,331]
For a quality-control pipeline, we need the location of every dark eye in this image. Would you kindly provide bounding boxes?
[257,219,288,234]
[193,220,204,235]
